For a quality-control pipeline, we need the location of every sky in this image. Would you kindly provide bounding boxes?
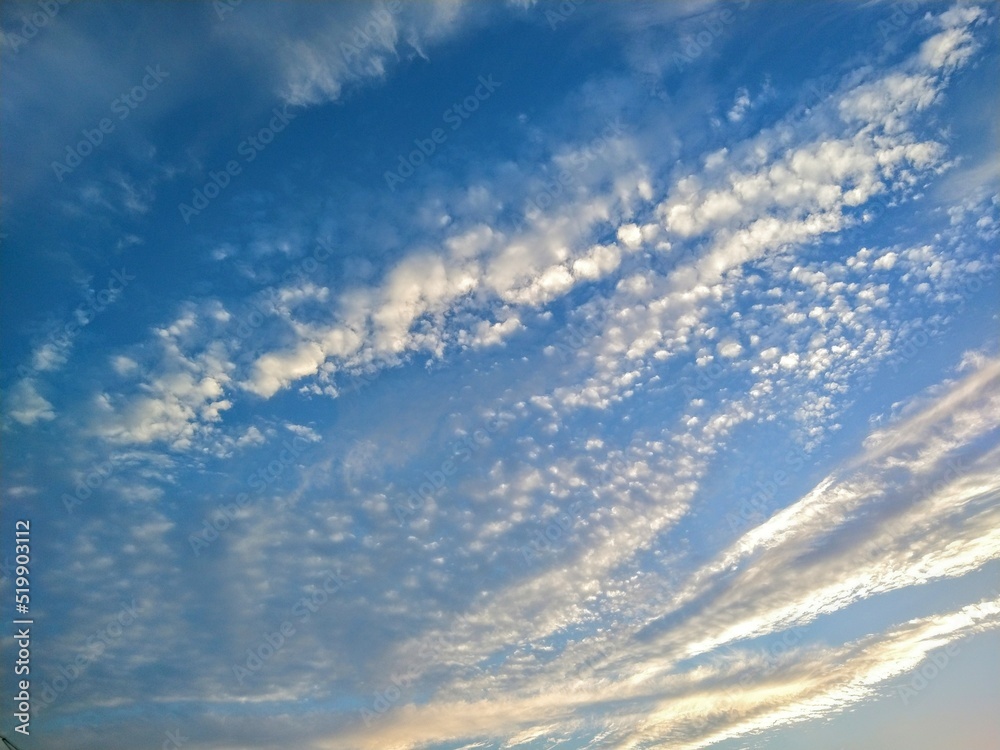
[1,1,999,749]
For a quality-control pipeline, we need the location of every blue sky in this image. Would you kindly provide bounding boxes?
[1,1,999,748]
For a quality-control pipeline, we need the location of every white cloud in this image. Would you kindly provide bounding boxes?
[319,595,1000,750]
[317,357,1000,750]
[31,340,71,372]
[717,338,743,358]
[91,304,236,450]
[240,134,642,398]
[541,3,991,416]
[920,4,987,71]
[616,222,644,249]
[235,425,267,447]
[779,352,800,369]
[6,378,56,425]
[873,250,898,270]
[727,86,751,122]
[222,1,473,107]
[472,316,523,348]
[284,422,323,443]
[126,1,989,436]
